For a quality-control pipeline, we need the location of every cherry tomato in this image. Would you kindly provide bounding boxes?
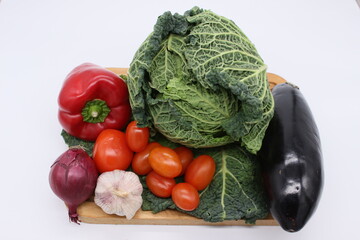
[93,129,133,173]
[146,171,176,198]
[131,142,161,175]
[174,146,194,176]
[185,155,216,191]
[172,183,200,211]
[148,146,182,178]
[125,121,150,152]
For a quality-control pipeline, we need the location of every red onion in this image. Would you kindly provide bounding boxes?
[49,148,98,224]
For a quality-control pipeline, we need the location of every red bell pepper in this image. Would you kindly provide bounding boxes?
[58,63,131,141]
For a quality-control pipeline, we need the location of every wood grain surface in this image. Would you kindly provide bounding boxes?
[77,68,284,226]
[78,201,277,226]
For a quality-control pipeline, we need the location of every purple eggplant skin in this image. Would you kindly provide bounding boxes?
[258,83,324,232]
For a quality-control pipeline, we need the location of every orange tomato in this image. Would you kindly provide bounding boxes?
[148,146,182,178]
[185,155,216,190]
[131,142,161,175]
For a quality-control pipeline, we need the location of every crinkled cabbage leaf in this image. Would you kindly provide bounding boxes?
[141,142,268,223]
[128,7,274,153]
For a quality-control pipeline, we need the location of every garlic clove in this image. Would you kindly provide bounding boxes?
[94,170,143,219]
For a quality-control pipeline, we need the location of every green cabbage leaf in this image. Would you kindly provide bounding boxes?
[128,7,274,154]
[141,141,268,224]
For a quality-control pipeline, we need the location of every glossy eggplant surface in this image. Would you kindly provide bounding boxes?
[259,83,323,232]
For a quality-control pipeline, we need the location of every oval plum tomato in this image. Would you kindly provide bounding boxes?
[174,146,194,176]
[172,183,200,211]
[125,121,150,152]
[146,171,176,198]
[131,142,161,175]
[93,129,133,173]
[185,155,216,191]
[148,146,182,178]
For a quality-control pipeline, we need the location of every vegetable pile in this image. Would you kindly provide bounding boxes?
[141,141,268,223]
[49,6,323,232]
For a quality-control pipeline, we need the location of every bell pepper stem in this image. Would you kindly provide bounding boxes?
[81,99,111,123]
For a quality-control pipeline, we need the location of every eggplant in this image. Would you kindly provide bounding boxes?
[259,82,323,232]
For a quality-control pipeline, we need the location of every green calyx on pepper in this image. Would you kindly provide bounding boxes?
[58,63,131,141]
[81,99,111,123]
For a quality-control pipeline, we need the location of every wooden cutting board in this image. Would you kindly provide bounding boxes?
[78,201,277,225]
[76,68,285,226]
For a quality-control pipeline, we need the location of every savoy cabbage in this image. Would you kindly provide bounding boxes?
[141,141,268,223]
[128,7,274,154]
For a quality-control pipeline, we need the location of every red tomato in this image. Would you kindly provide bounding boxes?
[125,121,150,152]
[172,183,200,211]
[93,129,133,173]
[185,155,216,191]
[131,142,161,175]
[146,171,176,198]
[148,146,182,178]
[174,146,194,176]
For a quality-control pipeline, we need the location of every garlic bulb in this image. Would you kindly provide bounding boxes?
[94,170,143,219]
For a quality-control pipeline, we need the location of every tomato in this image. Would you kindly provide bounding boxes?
[93,129,133,173]
[185,155,216,191]
[125,121,150,152]
[172,183,200,211]
[148,146,182,178]
[174,146,194,176]
[131,142,161,175]
[146,171,176,198]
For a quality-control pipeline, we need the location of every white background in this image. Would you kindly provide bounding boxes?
[1,0,359,239]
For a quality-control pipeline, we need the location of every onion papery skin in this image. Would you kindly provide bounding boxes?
[49,148,98,224]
